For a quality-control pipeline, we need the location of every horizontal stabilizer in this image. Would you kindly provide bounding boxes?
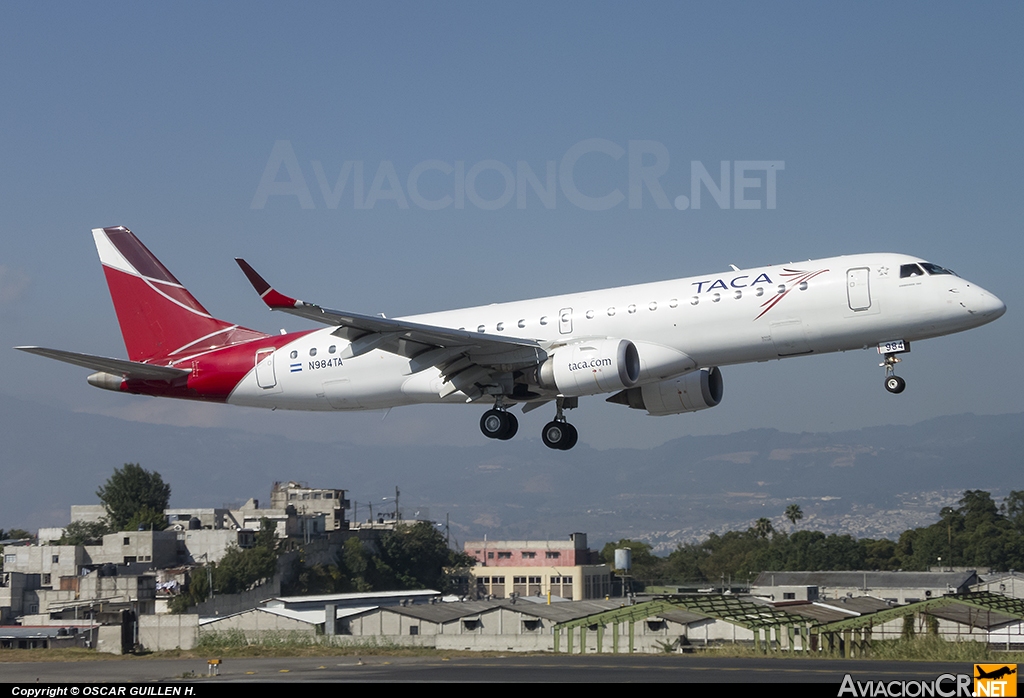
[15,346,190,381]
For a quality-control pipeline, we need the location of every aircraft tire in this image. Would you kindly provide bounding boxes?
[480,409,511,439]
[559,422,578,450]
[884,375,906,394]
[498,413,519,440]
[542,420,577,450]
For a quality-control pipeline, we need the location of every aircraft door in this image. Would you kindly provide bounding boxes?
[558,307,573,334]
[847,267,872,311]
[255,348,277,389]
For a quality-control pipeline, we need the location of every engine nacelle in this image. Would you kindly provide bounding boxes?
[87,371,125,392]
[608,367,724,416]
[536,339,641,397]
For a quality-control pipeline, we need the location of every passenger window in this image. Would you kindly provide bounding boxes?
[669,299,678,308]
[755,287,764,297]
[496,323,504,332]
[777,285,786,294]
[690,296,699,305]
[477,325,486,333]
[648,302,657,311]
[712,293,721,303]
[585,310,595,319]
[733,290,742,299]
[900,263,925,278]
[539,316,548,325]
[518,319,526,328]
[328,345,336,353]
[607,307,616,316]
[799,281,808,290]
[627,305,636,314]
[290,350,298,359]
[309,347,317,357]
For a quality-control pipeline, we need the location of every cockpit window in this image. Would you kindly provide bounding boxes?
[900,263,925,278]
[920,262,956,276]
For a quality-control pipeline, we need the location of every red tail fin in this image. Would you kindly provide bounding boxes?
[93,226,266,362]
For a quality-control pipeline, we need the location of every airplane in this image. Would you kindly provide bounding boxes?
[16,226,1006,450]
[976,666,1017,680]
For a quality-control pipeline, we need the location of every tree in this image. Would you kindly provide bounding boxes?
[96,463,171,531]
[751,518,775,539]
[59,520,111,546]
[375,522,476,593]
[785,505,804,530]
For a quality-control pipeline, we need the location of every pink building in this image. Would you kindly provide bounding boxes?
[465,532,600,567]
[463,533,610,601]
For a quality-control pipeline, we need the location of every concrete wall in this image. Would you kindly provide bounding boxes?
[178,529,253,565]
[8,545,86,581]
[191,577,280,617]
[139,614,198,651]
[95,625,124,655]
[90,531,179,568]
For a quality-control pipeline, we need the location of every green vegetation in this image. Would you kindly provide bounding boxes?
[59,520,111,546]
[170,519,279,612]
[195,629,411,653]
[96,463,171,531]
[603,490,1024,587]
[285,522,476,596]
[785,504,804,530]
[0,528,34,542]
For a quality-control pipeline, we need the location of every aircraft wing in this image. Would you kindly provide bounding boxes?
[235,259,547,401]
[15,346,190,381]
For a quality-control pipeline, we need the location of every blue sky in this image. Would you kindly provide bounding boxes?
[1,2,1021,451]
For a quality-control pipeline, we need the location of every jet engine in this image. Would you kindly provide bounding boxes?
[535,339,640,396]
[606,367,723,416]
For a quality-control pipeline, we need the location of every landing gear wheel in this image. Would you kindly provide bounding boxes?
[884,375,906,394]
[480,409,512,439]
[498,412,518,440]
[542,421,578,450]
[559,422,578,450]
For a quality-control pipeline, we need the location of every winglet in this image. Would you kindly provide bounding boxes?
[235,258,301,309]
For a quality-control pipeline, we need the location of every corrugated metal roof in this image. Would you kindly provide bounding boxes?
[264,589,440,608]
[753,571,977,589]
[378,601,505,624]
[199,605,379,626]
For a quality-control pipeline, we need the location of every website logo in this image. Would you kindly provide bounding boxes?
[975,664,1017,697]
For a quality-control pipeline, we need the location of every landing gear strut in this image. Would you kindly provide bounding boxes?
[542,397,578,451]
[881,353,906,394]
[480,402,518,441]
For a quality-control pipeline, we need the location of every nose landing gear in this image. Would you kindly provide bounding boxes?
[881,353,906,394]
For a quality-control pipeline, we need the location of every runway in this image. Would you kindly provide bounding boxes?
[0,654,981,684]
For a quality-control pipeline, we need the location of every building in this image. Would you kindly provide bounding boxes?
[463,533,611,601]
[752,570,979,604]
[270,481,350,531]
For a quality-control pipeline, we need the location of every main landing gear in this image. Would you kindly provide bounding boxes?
[541,396,578,451]
[478,397,580,450]
[881,352,906,394]
[480,406,518,441]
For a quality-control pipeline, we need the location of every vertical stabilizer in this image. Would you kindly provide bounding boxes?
[93,226,265,362]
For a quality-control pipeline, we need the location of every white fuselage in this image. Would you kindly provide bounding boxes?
[227,253,1005,411]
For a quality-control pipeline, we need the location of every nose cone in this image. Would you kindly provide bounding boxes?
[973,286,1006,321]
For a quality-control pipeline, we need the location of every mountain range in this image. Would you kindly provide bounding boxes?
[2,394,1020,552]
